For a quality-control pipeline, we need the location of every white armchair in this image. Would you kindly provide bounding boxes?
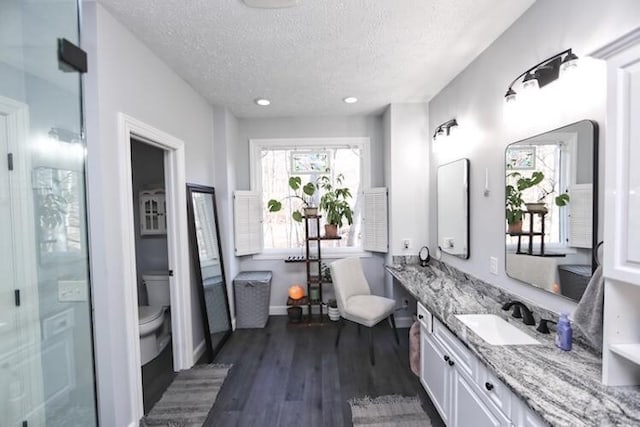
[330,257,399,364]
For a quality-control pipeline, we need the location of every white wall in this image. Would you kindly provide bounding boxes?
[82,3,214,426]
[427,0,640,314]
[383,103,431,324]
[233,115,387,312]
[386,103,430,257]
[212,106,240,324]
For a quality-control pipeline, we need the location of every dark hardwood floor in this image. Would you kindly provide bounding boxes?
[204,316,444,426]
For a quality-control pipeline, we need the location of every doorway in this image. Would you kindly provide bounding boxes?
[130,139,176,413]
[116,114,192,421]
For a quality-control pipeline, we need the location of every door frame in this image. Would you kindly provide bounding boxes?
[116,113,192,419]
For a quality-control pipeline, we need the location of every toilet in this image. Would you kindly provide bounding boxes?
[138,272,171,366]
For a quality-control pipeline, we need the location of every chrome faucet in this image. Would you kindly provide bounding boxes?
[501,300,536,326]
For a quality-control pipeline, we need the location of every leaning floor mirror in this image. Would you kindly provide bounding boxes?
[186,184,232,362]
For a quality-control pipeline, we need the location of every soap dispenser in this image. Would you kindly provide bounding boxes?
[555,313,573,351]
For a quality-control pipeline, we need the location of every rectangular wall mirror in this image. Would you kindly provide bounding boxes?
[437,158,470,259]
[186,184,232,362]
[505,120,598,301]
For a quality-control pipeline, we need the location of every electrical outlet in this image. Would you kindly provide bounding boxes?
[444,237,454,248]
[489,257,498,275]
[402,239,411,249]
[402,299,409,309]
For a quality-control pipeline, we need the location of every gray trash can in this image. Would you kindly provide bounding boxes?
[234,271,273,328]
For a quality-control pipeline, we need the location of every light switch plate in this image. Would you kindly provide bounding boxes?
[58,280,88,302]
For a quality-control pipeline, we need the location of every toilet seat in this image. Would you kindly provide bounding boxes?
[138,305,164,325]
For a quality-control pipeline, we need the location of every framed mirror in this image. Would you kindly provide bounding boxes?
[186,184,232,362]
[437,158,470,259]
[505,120,598,301]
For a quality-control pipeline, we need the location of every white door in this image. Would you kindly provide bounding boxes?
[0,109,46,426]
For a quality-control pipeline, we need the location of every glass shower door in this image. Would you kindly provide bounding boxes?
[0,0,97,426]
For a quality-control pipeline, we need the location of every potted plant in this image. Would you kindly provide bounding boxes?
[506,170,570,233]
[267,176,319,222]
[317,173,354,237]
[327,299,340,321]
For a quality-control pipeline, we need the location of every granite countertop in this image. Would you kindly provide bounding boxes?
[386,263,640,426]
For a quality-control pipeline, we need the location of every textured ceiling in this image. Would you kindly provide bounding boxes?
[96,0,534,118]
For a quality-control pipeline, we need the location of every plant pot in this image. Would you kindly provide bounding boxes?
[507,220,523,235]
[328,306,340,321]
[525,202,547,213]
[324,223,338,237]
[287,306,303,323]
[303,206,318,217]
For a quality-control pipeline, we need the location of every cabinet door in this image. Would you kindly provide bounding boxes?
[593,30,640,285]
[421,328,449,424]
[511,397,548,427]
[453,372,510,427]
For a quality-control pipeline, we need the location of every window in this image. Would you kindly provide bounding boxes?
[250,138,370,252]
[506,140,571,248]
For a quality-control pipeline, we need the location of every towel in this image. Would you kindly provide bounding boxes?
[573,265,604,351]
[409,321,420,377]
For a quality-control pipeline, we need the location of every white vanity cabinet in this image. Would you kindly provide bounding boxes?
[417,302,547,427]
[139,189,166,235]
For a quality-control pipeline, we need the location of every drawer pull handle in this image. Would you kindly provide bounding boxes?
[418,314,424,319]
[448,360,455,367]
[443,355,449,362]
[485,382,494,391]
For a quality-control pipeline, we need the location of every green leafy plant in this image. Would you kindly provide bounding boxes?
[267,175,318,222]
[506,170,570,225]
[317,173,354,228]
[39,193,68,229]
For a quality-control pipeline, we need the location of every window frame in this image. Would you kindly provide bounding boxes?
[249,137,371,257]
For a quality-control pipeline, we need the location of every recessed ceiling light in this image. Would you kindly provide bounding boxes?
[343,97,358,104]
[255,98,271,106]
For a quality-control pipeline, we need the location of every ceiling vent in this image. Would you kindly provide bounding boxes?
[243,0,300,8]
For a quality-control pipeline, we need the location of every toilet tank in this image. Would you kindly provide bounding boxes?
[143,271,171,306]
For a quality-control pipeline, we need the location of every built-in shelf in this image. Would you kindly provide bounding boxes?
[609,344,640,365]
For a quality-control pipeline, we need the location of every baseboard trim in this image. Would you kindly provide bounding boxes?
[269,305,289,315]
[193,338,207,364]
[394,315,413,328]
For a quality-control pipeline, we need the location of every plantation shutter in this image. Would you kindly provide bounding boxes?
[233,191,262,256]
[568,184,592,248]
[363,188,388,253]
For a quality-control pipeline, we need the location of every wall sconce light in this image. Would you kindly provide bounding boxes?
[432,118,458,142]
[504,49,579,104]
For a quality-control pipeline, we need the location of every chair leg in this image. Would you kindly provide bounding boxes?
[369,327,375,365]
[335,318,344,347]
[390,314,400,345]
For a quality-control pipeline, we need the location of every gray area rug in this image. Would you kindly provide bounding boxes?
[350,395,432,427]
[141,364,232,427]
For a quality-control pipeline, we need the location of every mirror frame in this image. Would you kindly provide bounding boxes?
[504,120,599,301]
[186,183,232,362]
[437,158,470,259]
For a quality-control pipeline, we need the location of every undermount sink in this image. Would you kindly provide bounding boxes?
[455,314,541,346]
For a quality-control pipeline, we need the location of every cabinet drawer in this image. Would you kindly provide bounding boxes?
[479,367,513,419]
[417,301,433,332]
[434,318,475,378]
